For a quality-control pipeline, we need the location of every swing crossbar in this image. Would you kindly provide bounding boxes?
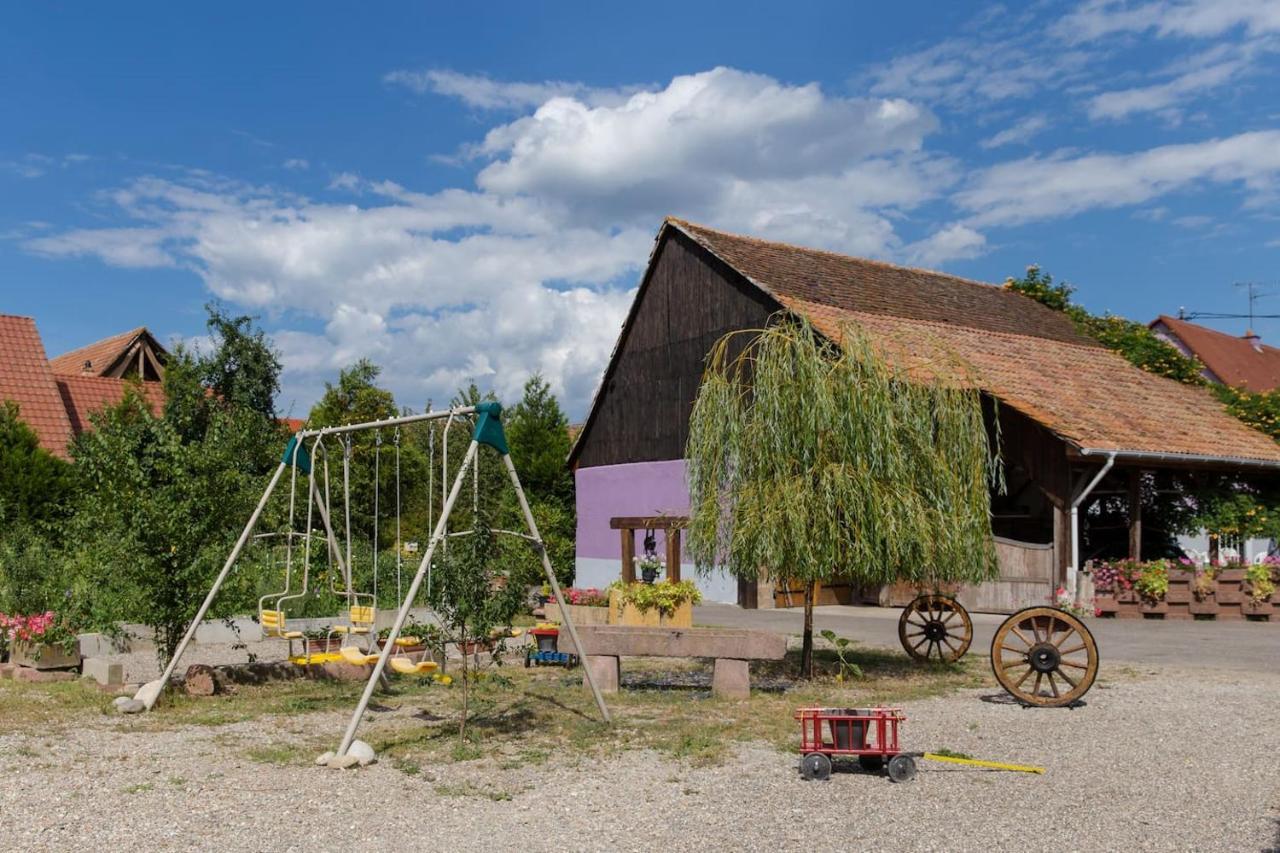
[292,406,477,440]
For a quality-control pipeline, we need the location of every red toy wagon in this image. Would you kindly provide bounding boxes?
[795,707,917,782]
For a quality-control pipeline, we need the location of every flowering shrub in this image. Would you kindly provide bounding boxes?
[1092,559,1171,601]
[1245,561,1277,602]
[633,553,665,579]
[1049,587,1090,619]
[0,611,80,658]
[609,580,702,617]
[563,587,609,607]
[1091,561,1138,593]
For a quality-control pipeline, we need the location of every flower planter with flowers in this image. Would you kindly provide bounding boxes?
[546,587,612,627]
[608,580,701,628]
[1092,559,1279,621]
[1,611,81,670]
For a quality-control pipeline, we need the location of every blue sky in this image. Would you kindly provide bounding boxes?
[3,1,1279,418]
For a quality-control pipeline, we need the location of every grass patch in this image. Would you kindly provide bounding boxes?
[0,630,992,781]
[244,742,313,766]
[123,782,154,794]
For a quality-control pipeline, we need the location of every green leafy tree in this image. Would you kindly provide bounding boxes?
[500,374,575,587]
[307,360,399,545]
[0,401,76,527]
[506,374,573,504]
[426,507,524,740]
[686,318,1001,677]
[67,308,283,663]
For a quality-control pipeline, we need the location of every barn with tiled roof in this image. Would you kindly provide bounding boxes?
[568,219,1280,611]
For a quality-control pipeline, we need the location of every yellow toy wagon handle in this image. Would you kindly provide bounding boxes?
[922,752,1044,774]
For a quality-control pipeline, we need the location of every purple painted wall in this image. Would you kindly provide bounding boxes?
[575,459,691,559]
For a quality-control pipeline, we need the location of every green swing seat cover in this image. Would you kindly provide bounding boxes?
[281,434,313,475]
[471,401,509,455]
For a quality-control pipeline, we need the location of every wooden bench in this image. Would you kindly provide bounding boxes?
[558,625,786,699]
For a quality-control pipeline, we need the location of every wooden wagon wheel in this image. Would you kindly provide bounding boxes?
[898,594,973,663]
[990,606,1099,707]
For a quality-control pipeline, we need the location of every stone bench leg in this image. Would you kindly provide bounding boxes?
[712,658,750,699]
[584,655,619,694]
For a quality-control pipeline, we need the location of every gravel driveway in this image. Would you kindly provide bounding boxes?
[1,664,1277,852]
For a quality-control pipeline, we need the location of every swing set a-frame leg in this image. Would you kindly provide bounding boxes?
[500,452,611,723]
[332,434,613,759]
[334,439,482,759]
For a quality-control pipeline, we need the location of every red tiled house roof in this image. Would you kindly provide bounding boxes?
[1151,314,1280,393]
[661,219,1280,467]
[49,326,167,380]
[57,375,165,434]
[0,315,75,458]
[1,315,168,459]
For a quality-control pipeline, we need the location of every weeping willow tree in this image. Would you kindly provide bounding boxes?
[686,317,1002,677]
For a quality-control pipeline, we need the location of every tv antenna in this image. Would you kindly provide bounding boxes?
[1177,282,1280,326]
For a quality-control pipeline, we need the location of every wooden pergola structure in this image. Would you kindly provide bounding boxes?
[611,515,688,583]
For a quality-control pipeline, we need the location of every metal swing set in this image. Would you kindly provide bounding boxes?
[130,401,611,761]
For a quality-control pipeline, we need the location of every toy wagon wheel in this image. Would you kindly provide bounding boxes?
[991,606,1099,707]
[800,752,832,781]
[898,594,973,662]
[886,754,917,783]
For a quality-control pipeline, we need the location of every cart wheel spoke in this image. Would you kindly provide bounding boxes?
[1009,626,1034,648]
[1055,667,1077,689]
[1051,627,1077,649]
[1014,666,1035,688]
[1046,671,1059,698]
[1059,659,1088,670]
[1058,642,1087,655]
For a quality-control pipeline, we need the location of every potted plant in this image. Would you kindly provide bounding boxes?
[1242,561,1277,618]
[608,580,702,628]
[1129,559,1169,616]
[4,611,82,671]
[546,587,611,626]
[634,552,665,585]
[1189,564,1220,618]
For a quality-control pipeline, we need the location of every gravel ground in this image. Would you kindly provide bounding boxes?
[1,664,1277,852]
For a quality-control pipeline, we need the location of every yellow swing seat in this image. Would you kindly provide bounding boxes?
[339,646,380,666]
[389,656,438,676]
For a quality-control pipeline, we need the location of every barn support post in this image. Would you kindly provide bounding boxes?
[1070,452,1116,601]
[1127,469,1143,562]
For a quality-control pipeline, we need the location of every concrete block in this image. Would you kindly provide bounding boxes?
[712,658,751,700]
[81,657,124,687]
[12,666,76,683]
[583,655,619,694]
[77,632,131,657]
[0,663,14,680]
[560,626,786,661]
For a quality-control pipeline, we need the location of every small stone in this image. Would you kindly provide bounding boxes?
[348,739,377,766]
[314,751,335,766]
[326,754,360,770]
[118,699,146,714]
[112,696,134,710]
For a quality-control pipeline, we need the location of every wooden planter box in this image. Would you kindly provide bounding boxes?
[545,602,611,627]
[10,641,81,671]
[1215,570,1245,605]
[1242,597,1275,620]
[1188,595,1219,618]
[1093,594,1120,617]
[607,588,694,628]
[1165,571,1193,604]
